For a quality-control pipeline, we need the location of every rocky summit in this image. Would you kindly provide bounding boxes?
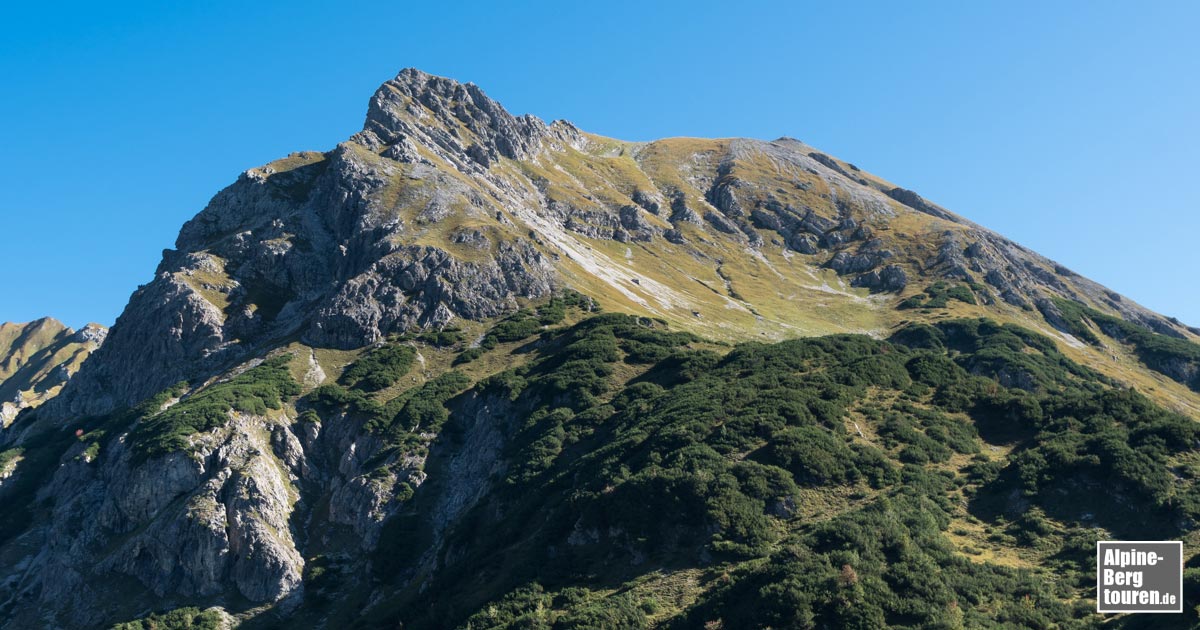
[3,69,1200,629]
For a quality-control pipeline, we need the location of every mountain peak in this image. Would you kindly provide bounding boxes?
[42,67,1200,421]
[7,67,1200,630]
[360,68,579,166]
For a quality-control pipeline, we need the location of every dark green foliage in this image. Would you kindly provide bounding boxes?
[128,357,299,462]
[458,584,645,630]
[479,291,598,350]
[461,583,554,629]
[878,411,954,463]
[1045,298,1103,345]
[887,319,1200,534]
[307,369,472,452]
[905,353,960,387]
[505,407,573,485]
[898,281,978,309]
[1051,298,1200,391]
[380,320,937,628]
[890,322,945,350]
[943,283,978,305]
[489,311,544,344]
[978,387,1200,535]
[341,344,417,391]
[851,442,901,488]
[890,401,979,455]
[329,313,1194,629]
[895,317,1106,393]
[675,492,1087,630]
[482,314,697,411]
[766,425,861,485]
[416,327,466,347]
[540,289,596,319]
[553,593,647,629]
[454,346,485,365]
[374,371,473,439]
[306,383,383,418]
[110,607,224,630]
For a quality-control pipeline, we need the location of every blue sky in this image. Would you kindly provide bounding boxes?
[2,1,1198,329]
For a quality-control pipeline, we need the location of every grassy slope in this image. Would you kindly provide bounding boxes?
[537,138,1200,419]
[0,318,100,420]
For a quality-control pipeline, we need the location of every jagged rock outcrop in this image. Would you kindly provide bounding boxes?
[886,186,957,221]
[18,410,303,626]
[305,242,554,348]
[851,264,909,292]
[360,68,583,165]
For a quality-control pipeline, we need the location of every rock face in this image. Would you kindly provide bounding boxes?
[26,411,305,626]
[851,264,908,292]
[0,369,512,628]
[306,242,553,349]
[3,68,1199,629]
[361,68,580,165]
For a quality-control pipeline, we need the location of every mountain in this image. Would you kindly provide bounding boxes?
[3,69,1200,629]
[0,318,105,427]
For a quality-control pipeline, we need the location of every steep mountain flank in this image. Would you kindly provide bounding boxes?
[3,69,1200,629]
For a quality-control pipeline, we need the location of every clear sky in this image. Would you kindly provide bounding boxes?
[2,1,1198,330]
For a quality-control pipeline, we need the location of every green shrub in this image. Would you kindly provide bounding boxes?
[767,425,859,485]
[368,371,473,440]
[306,383,383,418]
[129,356,299,462]
[454,346,486,365]
[110,607,224,630]
[898,281,977,310]
[416,327,466,347]
[1051,298,1200,391]
[341,344,417,391]
[555,593,647,629]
